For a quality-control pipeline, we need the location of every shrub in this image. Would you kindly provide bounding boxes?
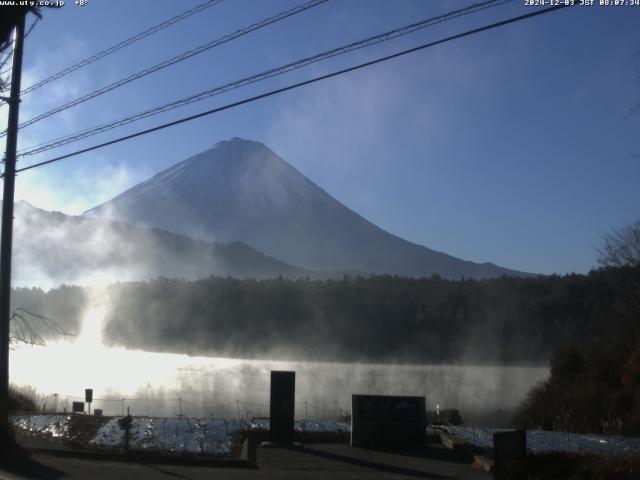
[513,345,634,435]
[503,452,640,480]
[9,386,37,414]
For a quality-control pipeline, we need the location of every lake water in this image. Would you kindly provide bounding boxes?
[10,289,548,421]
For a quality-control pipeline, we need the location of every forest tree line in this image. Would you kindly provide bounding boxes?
[11,267,638,366]
[513,220,640,435]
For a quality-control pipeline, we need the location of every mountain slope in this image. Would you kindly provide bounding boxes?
[86,137,530,279]
[10,201,308,288]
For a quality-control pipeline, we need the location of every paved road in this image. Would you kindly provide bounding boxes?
[0,441,490,479]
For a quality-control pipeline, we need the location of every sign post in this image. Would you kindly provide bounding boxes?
[85,389,93,415]
[270,371,295,444]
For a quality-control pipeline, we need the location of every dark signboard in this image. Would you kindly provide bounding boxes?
[270,371,295,444]
[351,394,426,448]
[356,395,421,422]
[72,401,84,413]
[85,389,93,403]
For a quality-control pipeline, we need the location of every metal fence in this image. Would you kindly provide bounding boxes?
[30,392,348,420]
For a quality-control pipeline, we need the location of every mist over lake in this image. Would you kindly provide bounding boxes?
[11,342,548,420]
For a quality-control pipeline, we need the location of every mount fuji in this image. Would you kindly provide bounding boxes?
[85,137,529,279]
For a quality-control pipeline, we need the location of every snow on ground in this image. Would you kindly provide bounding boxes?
[12,415,348,457]
[15,415,638,458]
[12,415,72,438]
[92,417,123,447]
[93,417,246,456]
[440,426,640,457]
[249,418,349,433]
[296,420,350,433]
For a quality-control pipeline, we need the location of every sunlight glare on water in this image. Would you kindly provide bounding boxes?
[10,288,548,418]
[10,288,239,397]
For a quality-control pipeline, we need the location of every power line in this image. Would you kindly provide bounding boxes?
[0,53,13,76]
[0,39,14,78]
[3,18,40,80]
[10,3,573,176]
[1,16,37,90]
[6,0,328,137]
[19,0,225,96]
[15,0,508,152]
[24,17,39,39]
[16,0,512,156]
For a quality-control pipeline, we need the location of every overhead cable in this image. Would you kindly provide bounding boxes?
[7,0,328,136]
[17,0,511,155]
[10,3,573,176]
[20,0,225,96]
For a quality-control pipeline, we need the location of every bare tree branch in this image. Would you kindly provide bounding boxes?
[9,307,73,348]
[598,220,640,268]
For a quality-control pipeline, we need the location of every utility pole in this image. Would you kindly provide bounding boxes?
[0,11,26,451]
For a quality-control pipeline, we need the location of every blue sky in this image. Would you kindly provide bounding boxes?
[1,0,638,275]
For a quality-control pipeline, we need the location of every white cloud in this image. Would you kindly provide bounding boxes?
[0,32,153,216]
[14,160,140,215]
[0,33,95,160]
